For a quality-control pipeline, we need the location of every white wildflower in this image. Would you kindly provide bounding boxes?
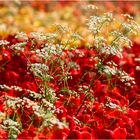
[15,32,28,41]
[106,61,118,67]
[106,101,120,109]
[0,40,10,46]
[134,58,140,62]
[87,4,98,10]
[99,46,123,58]
[10,42,26,52]
[94,37,107,48]
[119,70,135,86]
[29,63,49,78]
[30,32,47,41]
[101,65,118,76]
[71,33,83,40]
[3,119,20,127]
[136,66,140,71]
[87,12,113,35]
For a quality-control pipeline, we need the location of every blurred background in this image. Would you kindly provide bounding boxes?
[0,0,139,40]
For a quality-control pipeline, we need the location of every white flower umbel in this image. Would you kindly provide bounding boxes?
[119,70,135,86]
[29,90,42,99]
[134,57,140,62]
[10,42,27,52]
[29,32,47,41]
[29,63,53,81]
[0,40,10,46]
[2,119,21,139]
[94,36,107,48]
[0,84,40,96]
[105,101,120,109]
[29,32,58,42]
[15,32,28,41]
[87,12,113,35]
[35,43,64,60]
[5,96,22,109]
[100,65,118,76]
[98,46,123,58]
[40,114,67,130]
[136,66,140,71]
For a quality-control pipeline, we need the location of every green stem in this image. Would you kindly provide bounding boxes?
[75,93,90,116]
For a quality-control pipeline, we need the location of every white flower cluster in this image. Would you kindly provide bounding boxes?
[0,40,10,46]
[4,95,57,125]
[134,57,140,62]
[97,60,117,75]
[41,99,55,109]
[119,71,135,86]
[78,85,93,93]
[106,61,118,67]
[75,49,85,57]
[15,32,28,41]
[86,4,98,10]
[29,32,58,42]
[29,90,42,99]
[122,20,140,35]
[94,36,107,48]
[68,61,80,70]
[1,119,21,139]
[3,119,20,128]
[29,63,50,79]
[99,64,135,86]
[99,46,123,58]
[35,43,64,60]
[0,84,22,91]
[10,42,27,52]
[45,33,58,40]
[134,57,140,70]
[101,65,118,76]
[136,66,140,71]
[110,30,122,37]
[105,101,120,109]
[105,99,127,113]
[29,32,47,41]
[55,108,64,114]
[41,115,67,130]
[73,116,82,126]
[87,12,113,35]
[119,36,132,48]
[70,33,83,40]
[0,84,12,90]
[5,96,22,109]
[110,29,133,48]
[21,97,40,111]
[0,84,40,97]
[43,87,57,103]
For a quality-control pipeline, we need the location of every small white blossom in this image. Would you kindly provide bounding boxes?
[0,40,10,46]
[134,58,140,62]
[10,42,26,52]
[15,32,28,41]
[87,12,113,35]
[99,46,123,58]
[101,65,118,76]
[119,70,135,86]
[30,32,47,41]
[71,33,83,40]
[136,66,140,71]
[106,101,120,109]
[3,119,20,127]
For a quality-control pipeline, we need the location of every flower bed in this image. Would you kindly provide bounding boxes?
[0,3,140,140]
